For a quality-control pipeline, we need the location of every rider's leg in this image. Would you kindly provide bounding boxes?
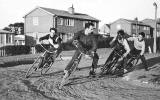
[139,55,148,71]
[38,51,49,68]
[89,52,99,76]
[120,53,132,73]
[64,50,82,77]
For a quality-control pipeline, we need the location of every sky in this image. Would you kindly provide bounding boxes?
[0,0,160,29]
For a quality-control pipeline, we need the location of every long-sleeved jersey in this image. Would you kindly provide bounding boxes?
[73,30,98,52]
[127,37,145,55]
[39,34,62,49]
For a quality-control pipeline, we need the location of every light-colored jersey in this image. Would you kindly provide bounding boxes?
[121,39,130,54]
[48,37,59,48]
[128,37,145,55]
[110,36,130,55]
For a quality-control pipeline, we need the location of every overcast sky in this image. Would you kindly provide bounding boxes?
[0,0,159,29]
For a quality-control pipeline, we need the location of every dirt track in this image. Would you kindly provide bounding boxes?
[1,49,160,100]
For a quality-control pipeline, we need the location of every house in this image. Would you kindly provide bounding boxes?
[99,24,110,36]
[110,18,151,37]
[14,35,25,45]
[0,29,14,47]
[24,6,99,46]
[142,18,160,37]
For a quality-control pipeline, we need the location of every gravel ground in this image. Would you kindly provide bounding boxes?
[0,48,160,100]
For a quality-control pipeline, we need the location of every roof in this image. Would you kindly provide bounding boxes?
[142,18,160,24]
[0,29,14,34]
[24,6,99,21]
[111,18,150,26]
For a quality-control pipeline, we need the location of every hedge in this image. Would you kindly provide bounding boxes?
[34,36,114,53]
[0,45,31,56]
[1,37,158,55]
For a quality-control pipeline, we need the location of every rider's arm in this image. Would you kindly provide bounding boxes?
[109,36,117,47]
[140,41,145,56]
[57,37,62,44]
[39,34,49,41]
[123,39,130,57]
[127,37,134,41]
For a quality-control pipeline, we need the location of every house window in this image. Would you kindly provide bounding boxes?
[65,19,74,26]
[58,18,63,25]
[93,22,97,28]
[0,34,3,44]
[83,21,88,27]
[132,25,136,29]
[143,26,149,30]
[6,34,12,43]
[33,17,39,26]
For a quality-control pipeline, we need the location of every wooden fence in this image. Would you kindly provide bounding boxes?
[0,48,6,57]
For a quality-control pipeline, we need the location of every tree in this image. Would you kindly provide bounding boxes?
[3,27,11,31]
[3,22,24,35]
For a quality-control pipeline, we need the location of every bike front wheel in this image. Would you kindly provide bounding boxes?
[25,56,43,78]
[124,57,139,73]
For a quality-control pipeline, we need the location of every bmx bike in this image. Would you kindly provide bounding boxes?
[25,44,57,78]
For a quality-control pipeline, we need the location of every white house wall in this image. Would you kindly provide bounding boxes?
[25,8,54,34]
[110,19,131,37]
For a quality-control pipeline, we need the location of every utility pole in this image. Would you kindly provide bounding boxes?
[135,17,138,35]
[153,2,158,53]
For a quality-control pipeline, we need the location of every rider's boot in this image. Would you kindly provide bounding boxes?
[89,68,96,77]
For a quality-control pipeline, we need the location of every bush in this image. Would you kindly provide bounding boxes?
[1,45,31,56]
[97,36,113,48]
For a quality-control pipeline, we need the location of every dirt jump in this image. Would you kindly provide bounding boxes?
[1,49,160,100]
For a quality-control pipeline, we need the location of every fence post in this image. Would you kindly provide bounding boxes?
[31,47,36,54]
[0,49,1,57]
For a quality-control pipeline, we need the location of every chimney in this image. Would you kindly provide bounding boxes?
[68,4,74,14]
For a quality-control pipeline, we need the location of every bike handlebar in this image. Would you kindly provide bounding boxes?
[39,43,56,54]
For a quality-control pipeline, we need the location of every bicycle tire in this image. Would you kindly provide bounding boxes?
[101,54,119,74]
[41,56,54,75]
[124,57,139,73]
[59,55,81,89]
[107,56,119,74]
[25,56,43,78]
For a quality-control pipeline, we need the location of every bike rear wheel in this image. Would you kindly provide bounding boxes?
[25,56,43,78]
[41,57,54,75]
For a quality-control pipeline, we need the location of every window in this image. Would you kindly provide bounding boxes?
[94,22,97,28]
[132,25,136,29]
[83,21,88,27]
[58,18,63,25]
[0,34,3,44]
[83,21,94,27]
[33,17,39,26]
[133,25,140,30]
[143,26,149,30]
[6,34,12,43]
[65,19,74,26]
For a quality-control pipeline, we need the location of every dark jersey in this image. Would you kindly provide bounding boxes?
[73,30,98,52]
[39,34,62,48]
